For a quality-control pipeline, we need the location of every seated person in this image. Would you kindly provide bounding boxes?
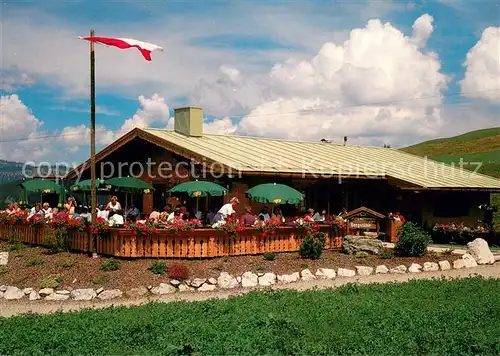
[126,204,141,222]
[258,207,270,222]
[313,209,326,222]
[241,206,256,226]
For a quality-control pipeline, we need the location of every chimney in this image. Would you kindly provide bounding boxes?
[343,136,347,146]
[174,106,203,137]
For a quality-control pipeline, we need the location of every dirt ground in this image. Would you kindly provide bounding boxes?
[0,240,460,290]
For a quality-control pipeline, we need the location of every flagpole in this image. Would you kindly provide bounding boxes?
[90,29,97,240]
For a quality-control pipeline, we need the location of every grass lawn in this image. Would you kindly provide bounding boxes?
[1,278,500,355]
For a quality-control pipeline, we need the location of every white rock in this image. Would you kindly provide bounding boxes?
[318,268,336,279]
[423,262,439,272]
[169,279,181,287]
[258,273,276,287]
[39,288,54,297]
[390,265,407,274]
[241,272,259,288]
[356,266,374,276]
[71,289,97,301]
[98,289,123,300]
[126,287,148,298]
[96,287,104,294]
[217,272,239,289]
[408,263,422,273]
[4,286,24,300]
[257,272,264,277]
[337,268,356,277]
[190,278,207,288]
[150,283,176,295]
[198,283,217,292]
[375,265,389,274]
[0,252,8,266]
[23,288,34,295]
[462,253,478,268]
[72,279,77,284]
[453,259,465,269]
[178,284,194,292]
[439,260,451,271]
[277,272,300,284]
[0,285,6,292]
[45,293,69,301]
[0,291,3,299]
[29,291,41,301]
[184,280,192,286]
[236,276,242,283]
[467,238,495,265]
[315,269,327,279]
[208,278,217,285]
[300,269,316,281]
[56,290,71,295]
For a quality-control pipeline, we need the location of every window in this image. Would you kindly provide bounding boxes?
[433,193,470,218]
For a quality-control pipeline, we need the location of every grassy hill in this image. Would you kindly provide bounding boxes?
[403,127,500,229]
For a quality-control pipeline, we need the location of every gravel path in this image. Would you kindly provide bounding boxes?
[1,264,500,318]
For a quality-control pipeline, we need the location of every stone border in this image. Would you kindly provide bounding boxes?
[0,252,495,302]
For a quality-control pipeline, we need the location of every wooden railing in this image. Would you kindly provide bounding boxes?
[0,224,344,258]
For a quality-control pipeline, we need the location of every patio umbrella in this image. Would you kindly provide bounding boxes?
[70,179,105,205]
[20,179,64,193]
[168,180,226,197]
[104,177,153,191]
[70,179,105,192]
[19,179,65,207]
[168,180,227,212]
[104,177,154,209]
[246,183,304,205]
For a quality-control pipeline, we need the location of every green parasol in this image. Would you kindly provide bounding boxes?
[245,183,304,205]
[104,177,154,210]
[19,179,64,194]
[104,177,154,193]
[70,179,105,192]
[168,180,226,213]
[168,180,226,197]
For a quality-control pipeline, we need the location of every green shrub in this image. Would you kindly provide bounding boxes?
[380,249,395,259]
[26,257,44,266]
[100,258,120,271]
[299,232,326,260]
[263,252,276,261]
[0,266,7,275]
[355,251,369,259]
[92,274,110,285]
[58,258,75,268]
[3,241,24,251]
[44,229,73,253]
[40,275,63,289]
[395,222,432,257]
[148,261,167,275]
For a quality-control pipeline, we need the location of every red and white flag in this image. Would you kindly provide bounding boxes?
[78,36,163,61]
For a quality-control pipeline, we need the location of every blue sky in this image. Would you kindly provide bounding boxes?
[1,0,499,163]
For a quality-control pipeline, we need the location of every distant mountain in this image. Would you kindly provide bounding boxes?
[0,160,25,184]
[402,127,500,228]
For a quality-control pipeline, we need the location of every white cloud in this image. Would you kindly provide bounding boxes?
[120,94,171,132]
[196,15,448,147]
[58,93,171,152]
[0,95,47,161]
[411,14,434,47]
[460,27,500,102]
[0,72,35,92]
